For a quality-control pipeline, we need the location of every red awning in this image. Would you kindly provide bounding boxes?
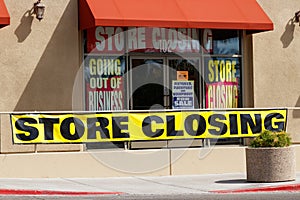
[0,0,10,27]
[79,0,273,32]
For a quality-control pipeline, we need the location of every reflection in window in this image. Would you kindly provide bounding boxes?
[212,30,240,55]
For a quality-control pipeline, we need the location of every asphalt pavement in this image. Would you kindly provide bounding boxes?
[0,173,300,197]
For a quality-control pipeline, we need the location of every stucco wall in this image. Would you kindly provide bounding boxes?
[0,0,80,111]
[254,0,300,141]
[0,0,82,152]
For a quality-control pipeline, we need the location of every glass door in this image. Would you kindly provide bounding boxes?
[130,58,166,110]
[130,56,202,110]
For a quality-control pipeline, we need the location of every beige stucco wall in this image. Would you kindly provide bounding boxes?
[0,145,300,178]
[0,0,80,111]
[0,0,82,152]
[255,0,300,141]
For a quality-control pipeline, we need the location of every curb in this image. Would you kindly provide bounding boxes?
[212,184,300,194]
[0,189,123,196]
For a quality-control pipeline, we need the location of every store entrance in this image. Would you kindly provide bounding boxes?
[130,56,201,110]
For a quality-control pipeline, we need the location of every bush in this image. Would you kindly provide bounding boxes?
[250,130,291,148]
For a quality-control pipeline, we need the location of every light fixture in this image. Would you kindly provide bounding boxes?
[34,0,45,21]
[295,11,300,23]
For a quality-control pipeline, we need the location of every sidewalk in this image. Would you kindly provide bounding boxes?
[0,173,300,196]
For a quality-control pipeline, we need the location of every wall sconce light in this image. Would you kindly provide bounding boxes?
[34,0,45,21]
[295,11,300,24]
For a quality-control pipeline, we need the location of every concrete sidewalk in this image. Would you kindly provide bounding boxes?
[0,173,300,196]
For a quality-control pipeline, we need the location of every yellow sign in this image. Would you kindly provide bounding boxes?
[11,109,287,144]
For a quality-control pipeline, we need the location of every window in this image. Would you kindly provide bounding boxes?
[83,27,243,147]
[202,30,242,109]
[84,27,242,111]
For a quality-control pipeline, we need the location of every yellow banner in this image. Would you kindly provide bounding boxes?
[11,109,287,144]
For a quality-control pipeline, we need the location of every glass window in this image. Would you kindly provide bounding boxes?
[202,29,240,55]
[204,57,241,108]
[84,27,203,112]
[202,30,242,144]
[212,30,240,55]
[83,28,242,111]
[84,55,126,111]
[131,59,165,110]
[202,29,242,109]
[83,27,243,148]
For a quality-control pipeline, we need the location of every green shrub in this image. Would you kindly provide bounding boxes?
[250,130,291,148]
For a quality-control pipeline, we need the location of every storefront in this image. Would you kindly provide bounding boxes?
[79,0,273,113]
[0,0,299,177]
[76,0,273,148]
